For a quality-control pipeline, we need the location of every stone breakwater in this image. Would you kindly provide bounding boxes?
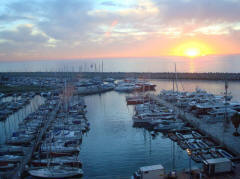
[1,72,240,81]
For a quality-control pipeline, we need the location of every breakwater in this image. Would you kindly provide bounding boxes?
[1,72,240,81]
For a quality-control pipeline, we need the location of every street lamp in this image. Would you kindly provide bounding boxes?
[186,148,192,179]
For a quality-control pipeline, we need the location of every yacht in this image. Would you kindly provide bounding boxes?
[208,108,236,120]
[28,165,83,178]
[31,156,82,167]
[153,122,185,132]
[132,164,165,179]
[115,83,140,92]
[133,113,175,124]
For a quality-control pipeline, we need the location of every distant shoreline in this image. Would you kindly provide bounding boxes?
[1,72,240,81]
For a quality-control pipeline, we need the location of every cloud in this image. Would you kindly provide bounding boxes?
[0,0,240,61]
[0,14,33,24]
[0,24,48,43]
[0,23,58,60]
[154,0,240,23]
[101,1,118,6]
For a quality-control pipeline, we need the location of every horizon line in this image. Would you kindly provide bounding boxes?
[1,53,240,63]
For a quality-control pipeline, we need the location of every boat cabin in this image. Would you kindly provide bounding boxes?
[208,108,236,120]
[203,157,232,176]
[133,164,165,179]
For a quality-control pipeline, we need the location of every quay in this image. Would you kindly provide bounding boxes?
[0,102,61,179]
[150,95,240,157]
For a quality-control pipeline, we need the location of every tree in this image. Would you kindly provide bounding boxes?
[231,112,240,136]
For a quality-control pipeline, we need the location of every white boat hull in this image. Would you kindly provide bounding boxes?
[28,166,83,178]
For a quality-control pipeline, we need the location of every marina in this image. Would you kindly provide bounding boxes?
[0,75,240,178]
[0,77,89,178]
[1,0,240,177]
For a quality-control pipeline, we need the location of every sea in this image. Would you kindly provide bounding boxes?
[0,54,239,73]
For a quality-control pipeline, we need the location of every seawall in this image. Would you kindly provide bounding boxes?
[1,72,240,81]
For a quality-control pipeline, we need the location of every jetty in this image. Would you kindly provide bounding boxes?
[150,94,240,157]
[0,102,60,179]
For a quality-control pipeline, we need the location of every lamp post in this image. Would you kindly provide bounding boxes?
[186,148,192,179]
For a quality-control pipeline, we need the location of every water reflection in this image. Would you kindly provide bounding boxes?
[189,59,195,73]
[0,95,45,144]
[80,91,193,178]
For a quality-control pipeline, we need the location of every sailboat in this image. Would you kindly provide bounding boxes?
[28,81,85,178]
[28,165,83,178]
[31,156,82,167]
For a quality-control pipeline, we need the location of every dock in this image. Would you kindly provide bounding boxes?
[150,95,240,157]
[0,102,60,179]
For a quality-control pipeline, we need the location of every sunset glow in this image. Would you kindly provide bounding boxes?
[172,41,214,57]
[0,0,239,61]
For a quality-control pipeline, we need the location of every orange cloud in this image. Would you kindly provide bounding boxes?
[104,20,118,37]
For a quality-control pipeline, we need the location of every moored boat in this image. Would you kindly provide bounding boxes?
[0,155,23,163]
[31,156,82,167]
[168,132,178,141]
[28,165,83,178]
[132,164,165,179]
[0,163,15,171]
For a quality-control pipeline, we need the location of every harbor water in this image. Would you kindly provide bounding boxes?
[81,91,190,179]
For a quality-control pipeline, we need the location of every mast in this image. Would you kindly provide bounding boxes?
[102,60,103,73]
[222,80,230,146]
[171,141,176,173]
[172,77,175,92]
[171,63,177,174]
[224,80,229,124]
[175,63,178,92]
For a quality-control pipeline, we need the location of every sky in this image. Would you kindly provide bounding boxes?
[0,0,240,61]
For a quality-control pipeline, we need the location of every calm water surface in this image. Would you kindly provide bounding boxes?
[80,91,190,179]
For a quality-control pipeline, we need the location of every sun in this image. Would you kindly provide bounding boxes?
[172,41,213,58]
[184,47,201,58]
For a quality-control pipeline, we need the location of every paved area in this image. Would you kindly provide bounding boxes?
[176,162,240,179]
[151,95,240,157]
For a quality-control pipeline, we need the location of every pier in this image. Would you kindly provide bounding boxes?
[0,102,60,179]
[150,95,240,157]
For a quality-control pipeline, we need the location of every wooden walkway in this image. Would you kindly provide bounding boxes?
[0,102,60,179]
